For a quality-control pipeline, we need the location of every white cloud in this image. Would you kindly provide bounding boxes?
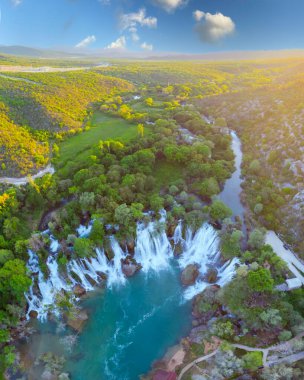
[129,27,140,42]
[152,0,187,12]
[106,36,126,50]
[193,10,205,22]
[141,42,153,51]
[75,35,96,48]
[120,8,157,30]
[11,0,22,6]
[194,11,235,43]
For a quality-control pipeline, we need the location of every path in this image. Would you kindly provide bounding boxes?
[0,165,55,186]
[233,344,269,366]
[177,350,218,380]
[267,351,304,367]
[0,73,40,84]
[178,333,304,379]
[265,231,304,284]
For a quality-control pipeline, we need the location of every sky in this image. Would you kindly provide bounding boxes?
[1,0,304,54]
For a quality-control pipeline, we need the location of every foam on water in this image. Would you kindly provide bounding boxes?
[26,215,239,320]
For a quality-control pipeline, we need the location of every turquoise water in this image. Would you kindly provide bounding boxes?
[66,263,191,379]
[22,262,192,379]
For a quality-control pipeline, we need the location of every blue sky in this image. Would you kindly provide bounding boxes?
[1,0,304,53]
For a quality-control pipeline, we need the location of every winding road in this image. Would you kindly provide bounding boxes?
[0,165,55,186]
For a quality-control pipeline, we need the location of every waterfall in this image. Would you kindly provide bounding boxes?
[173,220,184,246]
[26,217,239,321]
[175,222,239,300]
[50,236,60,253]
[134,219,173,273]
[77,223,93,238]
[26,250,69,320]
[177,224,220,271]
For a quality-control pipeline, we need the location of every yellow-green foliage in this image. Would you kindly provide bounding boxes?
[0,71,134,132]
[0,102,49,175]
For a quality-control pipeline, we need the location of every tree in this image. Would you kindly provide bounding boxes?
[79,192,95,213]
[3,217,21,240]
[137,123,144,137]
[248,228,265,249]
[198,178,220,198]
[0,250,14,266]
[114,204,133,227]
[145,97,154,107]
[150,195,164,212]
[130,203,144,219]
[261,363,294,380]
[210,200,232,221]
[254,203,263,214]
[221,230,243,259]
[249,159,261,174]
[279,330,292,341]
[90,220,104,245]
[212,320,234,339]
[211,350,243,379]
[0,259,31,305]
[260,308,282,327]
[73,238,94,258]
[247,268,274,292]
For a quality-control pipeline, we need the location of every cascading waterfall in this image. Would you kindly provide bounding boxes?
[174,222,239,300]
[26,249,71,320]
[134,219,173,272]
[26,214,239,321]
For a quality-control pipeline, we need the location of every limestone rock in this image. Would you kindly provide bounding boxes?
[73,285,86,297]
[67,309,88,332]
[181,264,199,286]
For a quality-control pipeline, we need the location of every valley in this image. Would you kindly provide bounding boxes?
[1,56,304,380]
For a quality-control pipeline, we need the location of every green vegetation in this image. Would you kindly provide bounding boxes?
[56,113,139,171]
[1,57,304,379]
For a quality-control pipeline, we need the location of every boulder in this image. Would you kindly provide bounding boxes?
[126,239,135,254]
[67,309,88,332]
[173,243,183,257]
[205,268,218,283]
[29,310,38,319]
[181,264,199,286]
[167,223,177,238]
[122,263,138,277]
[73,285,86,297]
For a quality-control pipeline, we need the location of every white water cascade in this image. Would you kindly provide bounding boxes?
[26,215,239,321]
[174,222,239,300]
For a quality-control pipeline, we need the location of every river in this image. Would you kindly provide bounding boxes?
[218,131,244,225]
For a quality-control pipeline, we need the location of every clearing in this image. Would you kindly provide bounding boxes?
[56,113,139,172]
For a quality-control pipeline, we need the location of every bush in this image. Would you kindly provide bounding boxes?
[73,238,94,258]
[279,330,292,342]
[243,351,263,370]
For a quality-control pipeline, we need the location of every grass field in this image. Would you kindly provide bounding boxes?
[132,101,163,113]
[56,113,139,170]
